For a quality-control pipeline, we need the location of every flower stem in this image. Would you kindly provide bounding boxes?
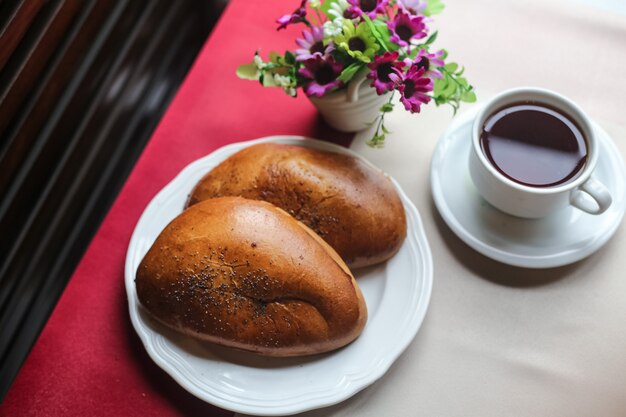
[368,92,395,148]
[314,8,324,25]
[440,66,471,92]
[374,97,391,134]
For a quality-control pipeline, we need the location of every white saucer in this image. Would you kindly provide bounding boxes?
[430,106,626,268]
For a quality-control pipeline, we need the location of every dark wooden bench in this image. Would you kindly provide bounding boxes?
[0,0,227,400]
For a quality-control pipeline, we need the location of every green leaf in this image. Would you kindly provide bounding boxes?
[380,103,394,113]
[362,15,390,52]
[424,0,445,17]
[444,62,458,73]
[433,77,447,96]
[269,51,281,64]
[373,19,397,51]
[321,0,337,16]
[444,81,457,96]
[425,30,438,45]
[284,51,296,65]
[462,90,477,103]
[432,57,476,114]
[261,74,277,87]
[236,63,259,80]
[337,63,364,83]
[367,134,386,148]
[366,134,385,148]
[381,124,391,134]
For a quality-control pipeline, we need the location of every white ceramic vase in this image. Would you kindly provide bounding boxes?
[308,71,390,132]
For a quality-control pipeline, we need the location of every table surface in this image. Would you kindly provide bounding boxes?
[3,1,626,416]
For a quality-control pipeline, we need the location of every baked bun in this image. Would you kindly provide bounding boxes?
[187,143,406,268]
[136,197,367,356]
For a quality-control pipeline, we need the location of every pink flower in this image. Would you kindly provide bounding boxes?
[367,51,406,95]
[298,55,344,97]
[347,0,389,19]
[295,26,334,61]
[406,49,445,78]
[277,0,307,31]
[395,66,433,113]
[388,10,427,50]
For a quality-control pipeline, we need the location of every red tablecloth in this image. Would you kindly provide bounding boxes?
[1,1,352,416]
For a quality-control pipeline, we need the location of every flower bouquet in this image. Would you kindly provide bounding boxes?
[237,0,475,147]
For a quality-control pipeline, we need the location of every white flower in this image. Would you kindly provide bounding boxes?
[253,54,265,70]
[328,0,351,20]
[273,74,292,87]
[325,0,358,37]
[323,19,343,37]
[273,74,297,97]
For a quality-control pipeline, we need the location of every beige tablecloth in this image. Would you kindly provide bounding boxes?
[239,1,626,416]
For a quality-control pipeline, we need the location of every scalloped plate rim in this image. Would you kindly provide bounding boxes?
[124,135,433,415]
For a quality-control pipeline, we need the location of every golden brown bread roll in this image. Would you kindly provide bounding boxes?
[187,143,406,268]
[136,197,367,356]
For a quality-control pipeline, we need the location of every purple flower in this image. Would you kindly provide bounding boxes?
[406,49,445,78]
[388,10,427,49]
[367,51,406,95]
[396,66,433,113]
[295,26,333,61]
[298,55,344,97]
[277,0,307,31]
[347,0,389,19]
[397,0,426,15]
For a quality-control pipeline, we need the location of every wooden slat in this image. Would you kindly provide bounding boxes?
[0,0,168,298]
[0,0,117,212]
[0,0,23,33]
[0,0,46,70]
[0,0,221,401]
[0,0,125,314]
[0,0,85,136]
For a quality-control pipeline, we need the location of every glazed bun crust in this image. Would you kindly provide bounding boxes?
[136,197,367,356]
[187,143,406,268]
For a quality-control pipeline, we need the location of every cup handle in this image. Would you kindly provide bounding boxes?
[570,177,612,215]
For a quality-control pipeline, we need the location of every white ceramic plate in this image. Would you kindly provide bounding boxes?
[431,107,626,268]
[125,136,433,416]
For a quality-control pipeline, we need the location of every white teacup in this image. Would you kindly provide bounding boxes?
[469,87,612,219]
